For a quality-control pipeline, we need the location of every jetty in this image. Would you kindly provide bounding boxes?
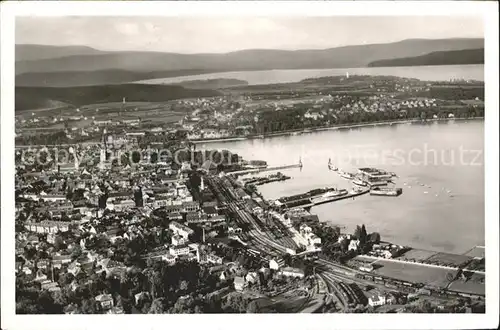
[276,188,370,210]
[241,172,291,186]
[228,158,303,176]
[308,188,370,208]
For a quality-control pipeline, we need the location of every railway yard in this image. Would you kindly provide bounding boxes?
[203,172,485,313]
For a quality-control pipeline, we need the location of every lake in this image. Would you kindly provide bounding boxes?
[137,64,484,86]
[199,120,485,254]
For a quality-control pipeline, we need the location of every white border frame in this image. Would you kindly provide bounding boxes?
[1,1,498,330]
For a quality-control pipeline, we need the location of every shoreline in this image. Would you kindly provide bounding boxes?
[192,117,484,144]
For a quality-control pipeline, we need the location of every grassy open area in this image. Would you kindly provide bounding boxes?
[396,249,438,262]
[448,273,485,296]
[426,252,473,268]
[463,247,485,259]
[355,256,451,288]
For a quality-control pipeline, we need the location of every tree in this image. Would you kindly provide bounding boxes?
[53,236,66,251]
[369,232,381,244]
[353,225,362,240]
[148,298,166,314]
[80,298,98,314]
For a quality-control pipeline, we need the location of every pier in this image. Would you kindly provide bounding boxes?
[279,188,370,210]
[228,162,302,176]
[309,189,370,208]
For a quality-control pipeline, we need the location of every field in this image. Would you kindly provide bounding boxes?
[425,252,473,268]
[396,249,438,262]
[354,256,451,288]
[448,273,485,296]
[463,246,485,259]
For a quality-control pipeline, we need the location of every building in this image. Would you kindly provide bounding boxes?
[202,206,218,218]
[368,291,387,307]
[348,239,360,251]
[39,194,67,202]
[200,253,223,265]
[95,294,114,310]
[269,258,285,270]
[169,221,194,239]
[234,276,246,291]
[169,245,190,257]
[278,267,305,279]
[182,201,200,212]
[171,235,187,246]
[24,221,71,234]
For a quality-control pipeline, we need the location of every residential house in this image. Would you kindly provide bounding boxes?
[234,276,246,291]
[368,290,387,307]
[245,272,259,284]
[25,220,70,234]
[95,294,114,310]
[52,254,72,268]
[269,258,285,270]
[134,291,151,305]
[348,239,360,252]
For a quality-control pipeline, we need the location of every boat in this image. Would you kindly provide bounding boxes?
[328,158,338,171]
[370,187,403,197]
[367,180,389,187]
[310,189,348,204]
[353,178,368,186]
[339,170,354,180]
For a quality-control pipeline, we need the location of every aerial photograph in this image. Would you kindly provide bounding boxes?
[13,15,486,314]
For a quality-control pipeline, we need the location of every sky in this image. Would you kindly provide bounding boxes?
[16,16,484,53]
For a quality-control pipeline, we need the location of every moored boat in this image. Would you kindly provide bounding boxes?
[339,170,354,180]
[370,187,403,196]
[328,158,338,171]
[353,178,368,186]
[310,189,348,204]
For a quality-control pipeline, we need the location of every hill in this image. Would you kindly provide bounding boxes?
[368,48,484,67]
[171,79,248,89]
[15,84,222,112]
[16,69,228,87]
[15,44,104,62]
[16,38,483,77]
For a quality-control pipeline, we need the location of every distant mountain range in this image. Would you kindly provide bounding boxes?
[16,38,483,87]
[368,48,484,67]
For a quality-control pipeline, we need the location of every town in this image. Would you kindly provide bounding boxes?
[15,75,484,147]
[14,75,485,314]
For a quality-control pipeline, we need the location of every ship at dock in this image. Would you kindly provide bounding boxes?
[358,167,396,181]
[310,188,348,204]
[370,187,403,196]
[358,167,397,187]
[338,170,355,180]
[352,178,368,186]
[275,188,331,207]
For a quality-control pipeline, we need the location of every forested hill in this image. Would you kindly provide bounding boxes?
[368,49,484,67]
[15,84,222,112]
